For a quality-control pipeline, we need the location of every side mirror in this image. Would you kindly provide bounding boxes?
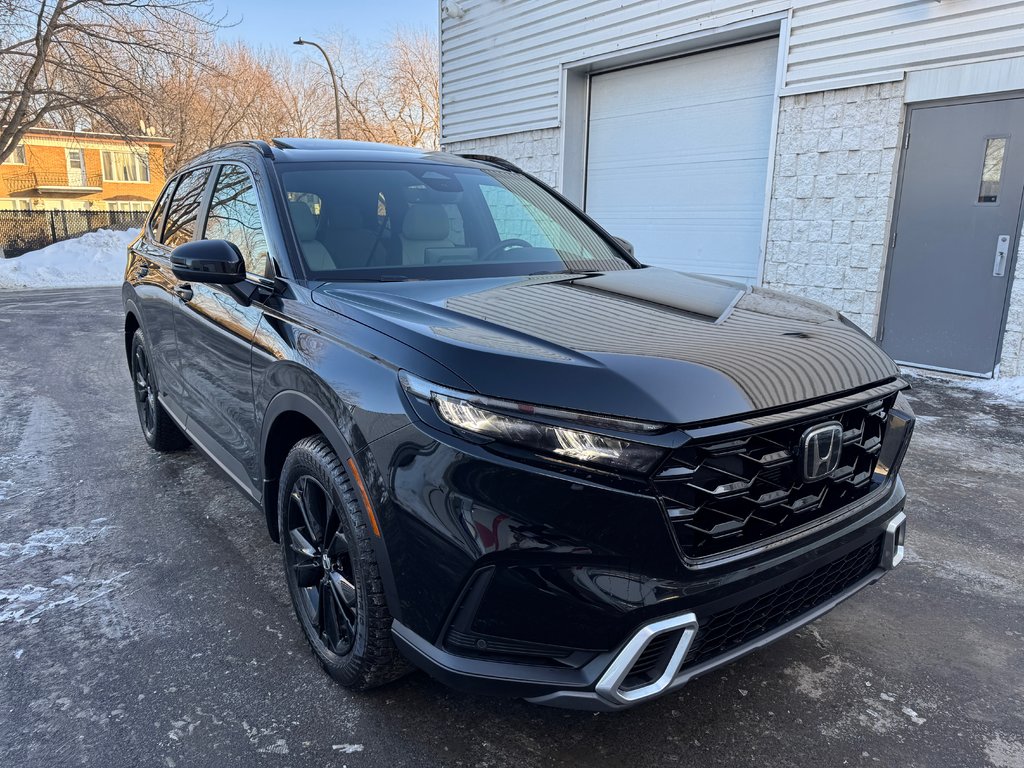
[612,236,635,258]
[170,240,245,284]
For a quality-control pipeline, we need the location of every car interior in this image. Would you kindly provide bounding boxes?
[277,164,625,278]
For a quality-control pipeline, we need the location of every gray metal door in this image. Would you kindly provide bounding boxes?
[880,97,1024,376]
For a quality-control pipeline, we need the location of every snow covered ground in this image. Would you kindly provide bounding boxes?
[904,368,1024,403]
[0,229,137,290]
[956,373,1024,403]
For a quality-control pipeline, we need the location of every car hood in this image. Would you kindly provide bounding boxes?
[312,268,899,425]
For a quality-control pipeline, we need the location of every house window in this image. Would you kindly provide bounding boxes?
[101,150,150,183]
[3,143,26,164]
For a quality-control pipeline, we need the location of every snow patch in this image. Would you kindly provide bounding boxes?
[0,571,128,625]
[0,524,110,560]
[258,739,289,755]
[957,375,1024,403]
[785,654,852,699]
[0,229,137,289]
[333,744,364,753]
[902,369,1024,404]
[986,734,1024,768]
[901,705,926,725]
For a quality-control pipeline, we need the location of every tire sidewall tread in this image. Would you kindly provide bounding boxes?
[277,435,408,691]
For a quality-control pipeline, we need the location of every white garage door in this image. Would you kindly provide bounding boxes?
[585,38,778,282]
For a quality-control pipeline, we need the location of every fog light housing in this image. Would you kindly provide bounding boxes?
[884,511,906,568]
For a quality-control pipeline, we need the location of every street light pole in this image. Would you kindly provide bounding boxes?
[293,37,342,140]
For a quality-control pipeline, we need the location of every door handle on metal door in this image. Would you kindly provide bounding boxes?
[174,284,194,302]
[993,235,1010,277]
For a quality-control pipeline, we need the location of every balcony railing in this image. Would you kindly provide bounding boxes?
[4,171,104,195]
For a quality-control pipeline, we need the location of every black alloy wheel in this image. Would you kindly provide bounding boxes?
[278,435,408,689]
[133,342,157,437]
[284,474,358,656]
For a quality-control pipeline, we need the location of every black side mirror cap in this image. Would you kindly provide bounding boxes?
[170,240,246,285]
[612,236,635,258]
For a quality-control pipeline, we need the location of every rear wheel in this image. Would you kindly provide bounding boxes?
[278,435,408,690]
[130,329,189,452]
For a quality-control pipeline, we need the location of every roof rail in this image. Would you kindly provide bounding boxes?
[222,139,274,158]
[456,154,525,173]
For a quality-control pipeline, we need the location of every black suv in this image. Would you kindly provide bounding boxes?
[123,139,914,709]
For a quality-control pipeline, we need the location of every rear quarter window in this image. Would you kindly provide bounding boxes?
[147,180,176,241]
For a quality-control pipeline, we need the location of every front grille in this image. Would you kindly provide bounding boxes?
[655,393,896,562]
[683,537,882,669]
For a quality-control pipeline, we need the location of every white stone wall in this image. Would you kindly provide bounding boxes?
[762,82,906,335]
[999,223,1024,376]
[443,128,561,188]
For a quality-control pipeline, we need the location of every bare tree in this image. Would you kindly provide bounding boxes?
[321,29,440,149]
[263,49,337,140]
[0,0,221,164]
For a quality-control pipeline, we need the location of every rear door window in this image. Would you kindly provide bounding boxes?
[203,164,269,276]
[162,167,211,248]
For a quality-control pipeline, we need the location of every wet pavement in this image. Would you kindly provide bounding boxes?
[1,287,1022,767]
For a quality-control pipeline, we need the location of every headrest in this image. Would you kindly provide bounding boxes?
[288,201,317,241]
[402,204,450,241]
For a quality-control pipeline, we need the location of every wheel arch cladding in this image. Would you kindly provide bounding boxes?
[261,390,403,624]
[124,309,141,367]
[260,389,364,542]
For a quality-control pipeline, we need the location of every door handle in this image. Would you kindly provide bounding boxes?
[136,261,160,278]
[174,284,194,302]
[994,235,1010,277]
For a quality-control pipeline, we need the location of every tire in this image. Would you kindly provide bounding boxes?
[130,328,189,452]
[278,435,408,690]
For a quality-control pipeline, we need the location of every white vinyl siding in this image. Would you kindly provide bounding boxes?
[441,0,1024,141]
[585,39,777,281]
[101,149,150,183]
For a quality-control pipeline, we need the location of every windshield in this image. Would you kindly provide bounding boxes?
[276,161,635,280]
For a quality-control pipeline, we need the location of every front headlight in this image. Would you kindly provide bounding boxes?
[400,372,667,473]
[876,390,916,478]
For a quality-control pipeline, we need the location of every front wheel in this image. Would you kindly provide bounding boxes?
[278,435,408,690]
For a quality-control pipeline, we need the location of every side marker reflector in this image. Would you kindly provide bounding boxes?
[346,457,381,537]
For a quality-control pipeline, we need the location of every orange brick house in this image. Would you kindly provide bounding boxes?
[0,127,173,213]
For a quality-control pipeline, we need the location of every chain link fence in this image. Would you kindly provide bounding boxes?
[0,209,148,258]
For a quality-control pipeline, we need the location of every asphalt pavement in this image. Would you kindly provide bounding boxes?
[1,287,1022,767]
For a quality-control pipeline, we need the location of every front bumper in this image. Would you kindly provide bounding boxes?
[391,487,907,710]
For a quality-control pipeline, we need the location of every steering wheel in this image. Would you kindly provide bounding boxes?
[482,238,533,261]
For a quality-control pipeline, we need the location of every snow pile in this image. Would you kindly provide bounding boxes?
[0,228,137,289]
[906,367,1024,404]
[957,375,1024,403]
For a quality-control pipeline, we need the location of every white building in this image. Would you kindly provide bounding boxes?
[439,0,1024,378]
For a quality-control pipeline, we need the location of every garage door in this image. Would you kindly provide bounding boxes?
[585,38,778,282]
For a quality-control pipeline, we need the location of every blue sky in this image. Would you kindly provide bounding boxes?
[215,0,437,47]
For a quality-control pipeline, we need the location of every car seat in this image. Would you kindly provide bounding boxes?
[288,201,334,271]
[400,203,453,265]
